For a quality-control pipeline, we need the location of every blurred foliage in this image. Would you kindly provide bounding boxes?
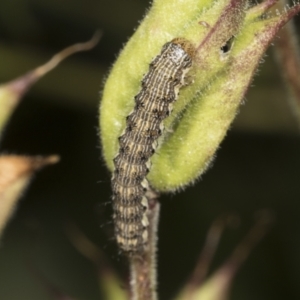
[0,0,300,300]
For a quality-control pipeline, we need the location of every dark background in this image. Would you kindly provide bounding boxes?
[0,0,300,299]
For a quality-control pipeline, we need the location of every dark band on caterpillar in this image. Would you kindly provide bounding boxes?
[111,37,196,255]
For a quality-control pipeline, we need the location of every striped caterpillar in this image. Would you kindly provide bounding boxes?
[111,38,195,254]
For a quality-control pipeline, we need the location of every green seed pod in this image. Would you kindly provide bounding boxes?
[100,0,300,192]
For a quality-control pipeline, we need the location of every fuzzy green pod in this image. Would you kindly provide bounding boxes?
[100,0,300,192]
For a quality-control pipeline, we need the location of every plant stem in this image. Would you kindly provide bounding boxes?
[129,190,159,300]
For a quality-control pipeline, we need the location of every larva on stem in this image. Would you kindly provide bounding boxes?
[111,38,196,255]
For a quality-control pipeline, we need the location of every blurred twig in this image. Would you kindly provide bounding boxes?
[34,31,102,78]
[0,32,105,109]
[188,214,239,290]
[176,210,275,300]
[65,221,128,300]
[273,0,300,127]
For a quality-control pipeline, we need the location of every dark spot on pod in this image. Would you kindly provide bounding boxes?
[220,36,234,53]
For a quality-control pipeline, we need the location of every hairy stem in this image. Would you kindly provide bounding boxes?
[129,191,159,300]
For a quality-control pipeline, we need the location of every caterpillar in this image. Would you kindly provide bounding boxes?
[111,37,195,255]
